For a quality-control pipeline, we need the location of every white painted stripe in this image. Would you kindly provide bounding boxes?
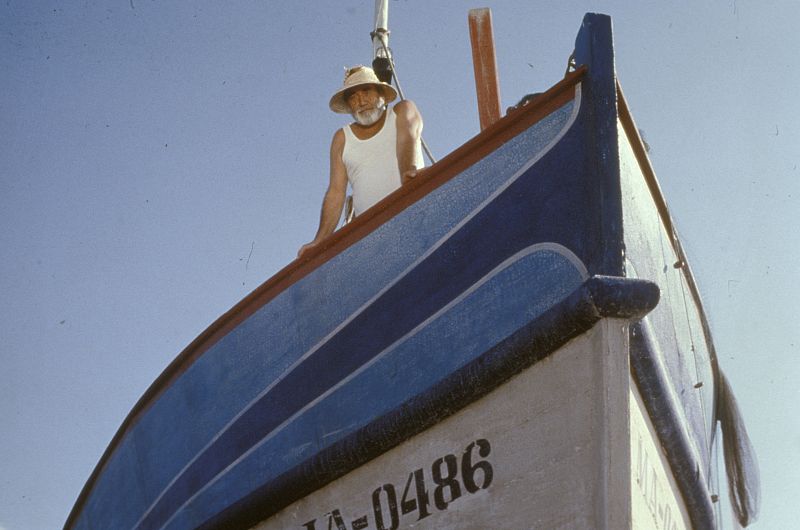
[138,84,583,530]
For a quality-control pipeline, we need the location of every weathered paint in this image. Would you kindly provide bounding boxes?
[619,122,715,450]
[262,320,631,530]
[144,245,587,530]
[573,13,623,277]
[619,115,717,526]
[630,384,691,530]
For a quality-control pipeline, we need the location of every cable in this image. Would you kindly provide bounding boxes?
[376,34,437,165]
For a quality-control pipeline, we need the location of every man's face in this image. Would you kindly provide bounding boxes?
[347,86,386,126]
[346,86,382,113]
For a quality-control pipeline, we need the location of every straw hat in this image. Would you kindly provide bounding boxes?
[329,66,397,114]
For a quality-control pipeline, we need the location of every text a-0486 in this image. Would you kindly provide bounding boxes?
[302,439,494,530]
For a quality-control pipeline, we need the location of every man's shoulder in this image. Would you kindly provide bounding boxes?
[392,99,418,114]
[392,100,421,125]
[330,127,346,152]
[392,100,422,131]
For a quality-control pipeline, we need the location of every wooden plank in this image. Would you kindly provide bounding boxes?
[468,8,502,130]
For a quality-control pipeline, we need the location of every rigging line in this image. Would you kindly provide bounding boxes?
[669,231,711,445]
[657,194,713,454]
[654,204,712,456]
[377,36,437,165]
[676,250,712,451]
[654,202,685,372]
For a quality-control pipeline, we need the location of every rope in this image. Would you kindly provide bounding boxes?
[654,210,713,471]
[675,254,712,450]
[376,35,437,165]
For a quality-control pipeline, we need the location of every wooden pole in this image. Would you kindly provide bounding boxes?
[468,8,502,130]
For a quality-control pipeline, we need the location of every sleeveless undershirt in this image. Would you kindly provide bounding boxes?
[342,108,424,216]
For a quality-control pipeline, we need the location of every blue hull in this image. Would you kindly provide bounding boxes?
[67,14,738,530]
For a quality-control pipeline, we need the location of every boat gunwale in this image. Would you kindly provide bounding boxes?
[64,67,588,529]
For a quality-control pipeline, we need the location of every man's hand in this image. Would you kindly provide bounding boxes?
[401,167,418,184]
[297,239,321,259]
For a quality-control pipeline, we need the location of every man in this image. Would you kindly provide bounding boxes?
[297,65,424,258]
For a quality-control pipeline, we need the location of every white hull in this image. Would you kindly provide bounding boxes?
[260,320,690,530]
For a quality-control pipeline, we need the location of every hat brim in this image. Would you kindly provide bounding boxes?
[329,81,398,114]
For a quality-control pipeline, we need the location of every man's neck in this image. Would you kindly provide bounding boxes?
[349,108,388,140]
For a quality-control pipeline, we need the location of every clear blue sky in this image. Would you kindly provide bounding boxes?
[1,1,797,528]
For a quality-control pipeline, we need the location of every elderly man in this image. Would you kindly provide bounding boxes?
[298,65,424,258]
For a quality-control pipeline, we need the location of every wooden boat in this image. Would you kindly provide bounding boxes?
[65,12,759,530]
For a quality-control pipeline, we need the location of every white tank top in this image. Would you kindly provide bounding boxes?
[342,108,424,216]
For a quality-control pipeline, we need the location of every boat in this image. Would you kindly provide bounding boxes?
[64,9,760,530]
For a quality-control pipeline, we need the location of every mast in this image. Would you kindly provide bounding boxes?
[371,0,392,83]
[371,0,436,164]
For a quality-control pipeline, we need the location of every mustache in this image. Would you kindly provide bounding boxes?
[351,97,386,126]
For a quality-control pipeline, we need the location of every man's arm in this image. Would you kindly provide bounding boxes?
[394,100,423,184]
[297,129,348,258]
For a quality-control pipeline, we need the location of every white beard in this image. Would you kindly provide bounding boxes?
[352,97,386,126]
